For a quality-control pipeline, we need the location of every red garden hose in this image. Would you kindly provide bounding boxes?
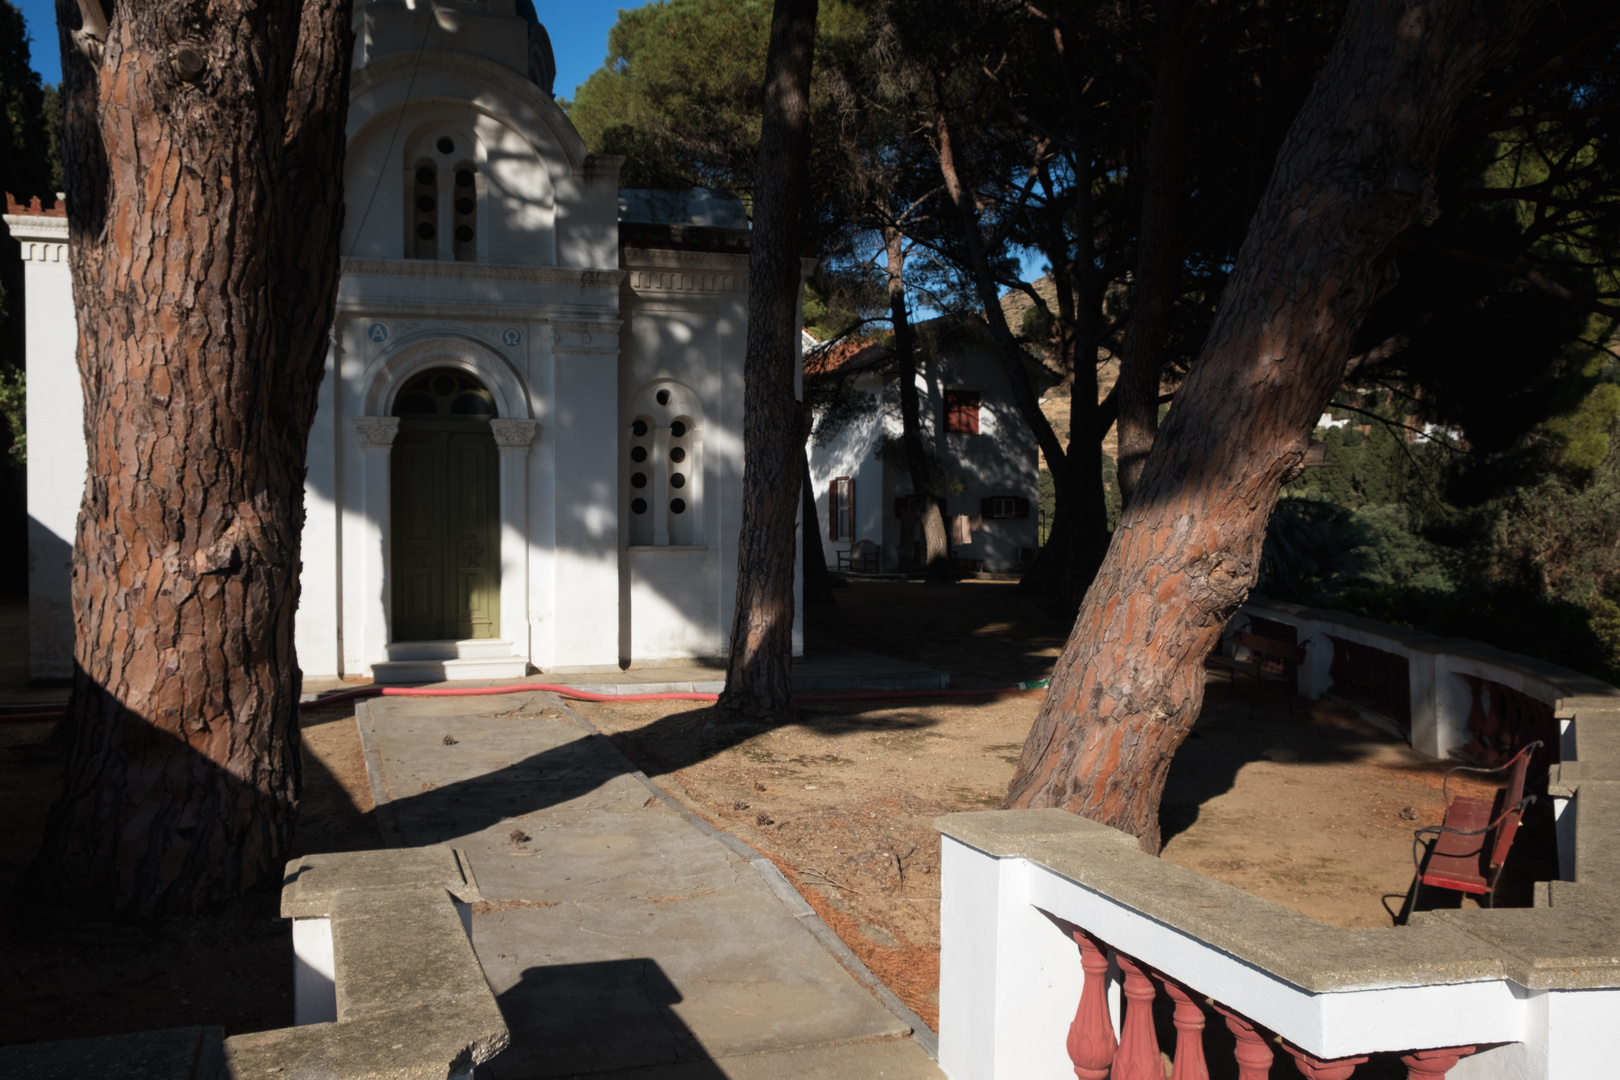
[1,678,1049,723]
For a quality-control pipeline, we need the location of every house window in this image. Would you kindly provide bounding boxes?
[829,477,854,541]
[981,496,1029,520]
[945,390,982,434]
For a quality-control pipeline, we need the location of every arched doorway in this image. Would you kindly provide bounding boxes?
[390,367,501,641]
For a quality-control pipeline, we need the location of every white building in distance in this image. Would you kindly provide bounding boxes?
[4,0,802,683]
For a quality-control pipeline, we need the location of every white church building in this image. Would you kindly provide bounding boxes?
[5,0,802,684]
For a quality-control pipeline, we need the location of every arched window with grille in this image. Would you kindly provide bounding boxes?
[403,131,483,262]
[625,381,705,547]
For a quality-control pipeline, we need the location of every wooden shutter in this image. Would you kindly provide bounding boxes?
[1015,497,1030,519]
[945,390,981,434]
[829,481,838,540]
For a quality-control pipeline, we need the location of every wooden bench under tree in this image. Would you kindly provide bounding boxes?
[1209,629,1310,717]
[1403,740,1540,921]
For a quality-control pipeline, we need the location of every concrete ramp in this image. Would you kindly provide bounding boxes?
[355,694,942,1080]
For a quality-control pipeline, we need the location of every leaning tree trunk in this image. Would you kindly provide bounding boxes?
[883,228,948,578]
[720,0,818,719]
[34,0,352,917]
[1005,0,1546,850]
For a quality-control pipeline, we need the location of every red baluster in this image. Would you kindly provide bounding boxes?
[1113,953,1162,1080]
[1282,1041,1367,1080]
[1399,1047,1477,1079]
[1066,930,1116,1080]
[1157,974,1210,1080]
[1213,1003,1273,1080]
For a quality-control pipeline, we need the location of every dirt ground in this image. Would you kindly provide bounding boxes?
[0,583,1559,1050]
[566,579,1558,1031]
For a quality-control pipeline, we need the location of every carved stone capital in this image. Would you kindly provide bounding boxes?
[354,416,401,447]
[489,419,539,448]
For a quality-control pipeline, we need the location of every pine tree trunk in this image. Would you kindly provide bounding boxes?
[36,0,352,916]
[799,447,836,607]
[1005,0,1546,850]
[720,0,818,720]
[1115,0,1193,507]
[884,228,949,578]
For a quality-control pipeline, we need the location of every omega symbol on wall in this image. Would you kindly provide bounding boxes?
[501,328,522,347]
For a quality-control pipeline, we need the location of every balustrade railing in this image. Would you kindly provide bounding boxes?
[939,599,1620,1080]
[1064,927,1476,1080]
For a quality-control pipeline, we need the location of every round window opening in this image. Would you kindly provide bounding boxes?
[630,446,648,463]
[631,419,648,437]
[670,498,687,515]
[455,198,474,215]
[670,420,687,438]
[437,136,455,155]
[630,472,648,489]
[415,166,434,185]
[416,194,435,213]
[456,169,475,188]
[416,223,435,240]
[455,225,474,243]
[669,446,686,463]
[631,498,648,515]
[670,473,686,489]
[655,389,671,406]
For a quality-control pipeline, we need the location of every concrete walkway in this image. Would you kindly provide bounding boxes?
[354,693,943,1080]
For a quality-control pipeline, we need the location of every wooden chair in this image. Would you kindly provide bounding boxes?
[1208,630,1310,717]
[1403,740,1540,921]
[836,539,880,573]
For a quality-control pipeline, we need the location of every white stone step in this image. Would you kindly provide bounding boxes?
[385,639,518,662]
[370,656,531,685]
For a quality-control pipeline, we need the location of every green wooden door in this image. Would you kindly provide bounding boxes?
[391,419,501,641]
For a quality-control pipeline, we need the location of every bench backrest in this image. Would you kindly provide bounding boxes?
[1233,631,1308,669]
[1491,744,1535,870]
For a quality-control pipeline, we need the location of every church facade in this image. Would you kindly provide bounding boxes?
[5,0,801,683]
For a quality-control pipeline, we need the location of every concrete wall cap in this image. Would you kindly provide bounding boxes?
[280,846,480,919]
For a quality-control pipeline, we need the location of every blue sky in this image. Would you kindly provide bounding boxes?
[13,1,628,97]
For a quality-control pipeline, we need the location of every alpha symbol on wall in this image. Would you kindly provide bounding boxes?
[501,328,522,347]
[367,322,389,344]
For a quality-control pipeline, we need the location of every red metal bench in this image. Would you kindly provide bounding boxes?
[1404,740,1540,920]
[1208,630,1310,717]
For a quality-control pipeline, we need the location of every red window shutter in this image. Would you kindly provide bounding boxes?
[829,481,838,540]
[945,391,982,435]
[1015,497,1030,519]
[846,477,855,541]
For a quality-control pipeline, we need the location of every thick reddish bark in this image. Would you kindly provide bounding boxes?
[1115,0,1193,507]
[1005,0,1546,849]
[36,0,352,916]
[720,0,818,719]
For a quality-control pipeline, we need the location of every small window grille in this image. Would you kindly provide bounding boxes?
[452,162,477,262]
[409,159,437,260]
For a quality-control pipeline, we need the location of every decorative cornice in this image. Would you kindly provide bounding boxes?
[354,416,401,447]
[621,245,749,271]
[3,213,69,249]
[489,419,539,448]
[626,269,744,295]
[340,257,624,289]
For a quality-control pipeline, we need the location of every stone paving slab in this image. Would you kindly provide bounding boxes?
[356,694,941,1079]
